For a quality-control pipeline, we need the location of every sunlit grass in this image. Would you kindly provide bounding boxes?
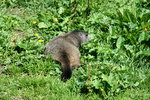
[0,0,149,99]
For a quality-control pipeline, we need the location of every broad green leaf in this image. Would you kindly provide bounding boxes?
[124,45,134,53]
[140,50,150,56]
[116,36,124,49]
[38,22,48,28]
[102,74,114,87]
[92,80,100,89]
[17,43,28,50]
[138,32,146,43]
[134,82,139,87]
[58,7,65,14]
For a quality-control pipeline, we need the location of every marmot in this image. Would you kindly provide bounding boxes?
[44,30,89,81]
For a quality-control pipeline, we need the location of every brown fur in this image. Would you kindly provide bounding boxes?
[44,30,89,81]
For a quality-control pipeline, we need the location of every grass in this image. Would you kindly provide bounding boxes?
[0,0,150,100]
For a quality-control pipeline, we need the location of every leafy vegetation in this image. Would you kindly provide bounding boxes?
[0,0,150,99]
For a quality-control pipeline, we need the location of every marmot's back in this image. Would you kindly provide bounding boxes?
[44,30,89,81]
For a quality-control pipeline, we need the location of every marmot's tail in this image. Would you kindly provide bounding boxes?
[60,51,72,82]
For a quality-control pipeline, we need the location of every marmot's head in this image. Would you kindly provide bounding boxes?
[70,30,90,43]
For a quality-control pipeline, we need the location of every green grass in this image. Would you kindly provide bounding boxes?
[0,0,150,100]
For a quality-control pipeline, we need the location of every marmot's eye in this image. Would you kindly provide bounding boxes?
[85,34,88,37]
